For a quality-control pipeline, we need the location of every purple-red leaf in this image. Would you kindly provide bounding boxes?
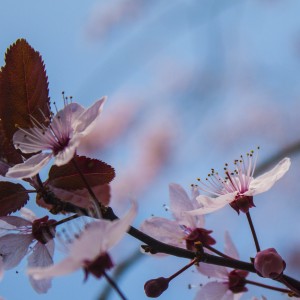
[48,155,115,190]
[0,122,22,169]
[36,183,111,212]
[0,181,29,216]
[0,38,50,143]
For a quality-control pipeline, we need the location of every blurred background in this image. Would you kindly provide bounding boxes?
[1,0,300,299]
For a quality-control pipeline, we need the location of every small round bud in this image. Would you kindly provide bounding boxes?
[254,248,286,279]
[144,277,169,298]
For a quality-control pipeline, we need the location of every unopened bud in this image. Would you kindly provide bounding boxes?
[254,248,286,279]
[144,277,169,298]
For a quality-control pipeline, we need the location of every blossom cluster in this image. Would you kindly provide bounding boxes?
[0,38,297,300]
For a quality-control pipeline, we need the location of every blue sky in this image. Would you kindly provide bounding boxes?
[1,1,300,299]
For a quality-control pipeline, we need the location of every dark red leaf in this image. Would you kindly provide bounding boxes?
[0,122,22,170]
[0,181,29,216]
[48,155,115,190]
[36,183,111,212]
[0,38,50,144]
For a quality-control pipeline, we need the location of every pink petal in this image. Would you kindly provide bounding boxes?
[0,216,31,232]
[74,97,107,135]
[224,231,239,260]
[69,221,111,261]
[196,263,228,280]
[187,193,236,215]
[70,203,136,261]
[0,234,33,269]
[99,201,137,250]
[52,103,85,131]
[194,282,231,300]
[28,257,81,280]
[20,208,37,222]
[27,241,54,293]
[169,183,204,228]
[140,217,184,248]
[247,157,291,196]
[54,138,79,166]
[6,153,52,179]
[13,128,50,153]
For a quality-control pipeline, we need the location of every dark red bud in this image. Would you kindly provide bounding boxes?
[144,277,169,298]
[254,248,286,279]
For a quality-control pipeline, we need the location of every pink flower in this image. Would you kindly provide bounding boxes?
[254,248,285,279]
[188,150,290,215]
[27,203,136,280]
[140,183,215,251]
[196,232,248,300]
[0,208,55,293]
[6,97,106,179]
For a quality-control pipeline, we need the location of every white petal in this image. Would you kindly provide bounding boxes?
[69,221,111,261]
[0,220,17,236]
[20,208,37,222]
[140,217,184,248]
[13,128,47,153]
[27,242,54,293]
[247,157,291,196]
[54,103,85,128]
[0,216,31,228]
[0,234,33,269]
[196,263,228,280]
[74,97,106,135]
[187,193,236,215]
[232,293,244,300]
[54,138,79,166]
[224,231,239,260]
[28,257,81,280]
[169,183,203,228]
[103,202,137,250]
[194,282,230,300]
[6,153,52,179]
[70,203,136,261]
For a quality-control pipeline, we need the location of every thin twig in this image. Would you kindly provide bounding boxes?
[246,211,260,252]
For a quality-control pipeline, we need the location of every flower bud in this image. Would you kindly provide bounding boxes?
[144,277,169,298]
[254,248,286,279]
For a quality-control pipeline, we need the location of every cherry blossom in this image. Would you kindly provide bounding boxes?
[188,150,291,215]
[0,208,55,293]
[27,203,136,280]
[195,232,248,300]
[6,97,106,179]
[140,183,215,251]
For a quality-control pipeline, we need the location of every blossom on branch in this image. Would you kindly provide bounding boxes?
[188,150,290,215]
[0,208,55,293]
[6,97,106,179]
[27,203,136,280]
[196,232,248,300]
[140,183,215,251]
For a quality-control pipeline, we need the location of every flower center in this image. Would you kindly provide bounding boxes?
[32,216,56,244]
[84,252,114,279]
[228,269,248,294]
[52,136,70,155]
[185,228,216,251]
[195,148,259,197]
[229,195,255,214]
